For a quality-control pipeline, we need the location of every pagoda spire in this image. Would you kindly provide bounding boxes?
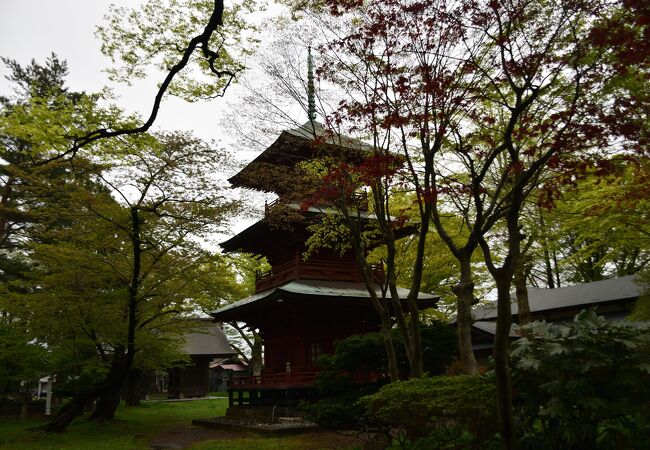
[307,46,316,122]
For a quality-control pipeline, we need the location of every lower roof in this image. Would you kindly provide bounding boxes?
[181,322,236,356]
[472,275,642,321]
[211,279,438,322]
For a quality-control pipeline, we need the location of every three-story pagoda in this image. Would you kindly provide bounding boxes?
[211,120,437,408]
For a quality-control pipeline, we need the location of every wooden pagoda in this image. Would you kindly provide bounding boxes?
[211,121,437,409]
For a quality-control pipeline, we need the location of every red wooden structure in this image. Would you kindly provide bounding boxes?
[212,122,437,407]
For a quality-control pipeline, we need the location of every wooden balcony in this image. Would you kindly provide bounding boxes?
[264,193,369,216]
[228,371,319,389]
[255,254,384,292]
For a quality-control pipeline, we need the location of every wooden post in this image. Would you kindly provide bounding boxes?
[20,404,27,421]
[45,378,52,416]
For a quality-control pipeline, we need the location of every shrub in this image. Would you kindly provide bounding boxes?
[511,310,650,449]
[359,375,497,447]
[303,322,456,429]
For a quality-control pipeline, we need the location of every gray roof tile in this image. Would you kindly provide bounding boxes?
[472,275,643,321]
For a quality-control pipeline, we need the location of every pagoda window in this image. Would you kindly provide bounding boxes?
[309,342,321,365]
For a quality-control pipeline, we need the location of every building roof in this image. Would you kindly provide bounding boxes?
[181,322,236,357]
[472,275,643,321]
[472,320,521,338]
[228,121,372,192]
[212,362,249,371]
[211,279,438,322]
[285,121,373,150]
[219,204,413,254]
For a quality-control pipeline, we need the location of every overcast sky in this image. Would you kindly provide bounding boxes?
[0,0,242,143]
[0,0,283,238]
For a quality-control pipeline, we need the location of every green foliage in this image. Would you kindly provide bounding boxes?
[417,321,457,375]
[359,375,497,447]
[303,323,456,428]
[322,323,456,380]
[511,310,650,449]
[630,269,650,321]
[97,0,260,101]
[322,332,387,374]
[1,55,244,419]
[0,319,48,395]
[534,166,650,285]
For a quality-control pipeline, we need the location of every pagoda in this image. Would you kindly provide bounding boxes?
[211,50,437,409]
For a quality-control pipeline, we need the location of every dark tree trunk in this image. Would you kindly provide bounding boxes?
[493,272,515,450]
[514,258,532,326]
[124,368,143,407]
[379,323,400,382]
[251,334,263,377]
[453,257,479,375]
[37,398,86,433]
[0,177,14,245]
[91,386,122,422]
[347,211,401,382]
[89,351,129,421]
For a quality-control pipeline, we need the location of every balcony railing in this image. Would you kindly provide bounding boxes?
[255,254,384,292]
[228,371,319,389]
[264,193,369,216]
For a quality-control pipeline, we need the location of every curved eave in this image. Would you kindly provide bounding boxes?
[228,131,315,190]
[229,124,371,191]
[210,279,439,323]
[220,220,269,253]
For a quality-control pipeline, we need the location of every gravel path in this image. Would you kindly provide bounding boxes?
[148,423,363,449]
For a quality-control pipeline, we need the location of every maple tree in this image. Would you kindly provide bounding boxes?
[294,0,649,447]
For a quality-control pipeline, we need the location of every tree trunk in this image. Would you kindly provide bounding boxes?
[251,333,263,377]
[346,214,401,382]
[493,273,515,450]
[91,386,122,422]
[380,324,400,382]
[0,177,14,245]
[453,258,479,375]
[514,258,532,326]
[37,397,86,432]
[124,368,143,407]
[89,353,128,421]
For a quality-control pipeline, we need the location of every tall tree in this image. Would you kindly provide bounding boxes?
[0,55,129,403]
[294,0,647,448]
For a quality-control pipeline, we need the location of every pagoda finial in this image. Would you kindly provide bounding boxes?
[307,46,316,122]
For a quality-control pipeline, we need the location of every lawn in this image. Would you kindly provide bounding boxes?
[0,399,361,450]
[0,398,228,450]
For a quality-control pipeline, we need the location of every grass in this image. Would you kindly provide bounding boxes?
[0,398,228,450]
[0,399,361,450]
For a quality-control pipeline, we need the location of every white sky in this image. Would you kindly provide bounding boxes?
[0,0,282,238]
[0,0,240,143]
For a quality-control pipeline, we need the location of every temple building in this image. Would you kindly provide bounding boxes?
[470,275,643,361]
[211,120,437,408]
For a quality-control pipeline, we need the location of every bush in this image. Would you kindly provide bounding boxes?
[303,322,456,429]
[359,375,498,448]
[301,368,384,428]
[511,310,650,449]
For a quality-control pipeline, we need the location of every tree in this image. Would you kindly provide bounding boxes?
[0,55,132,403]
[303,0,503,378]
[296,1,647,448]
[9,130,240,432]
[185,253,266,376]
[532,164,649,285]
[36,0,259,161]
[511,311,650,449]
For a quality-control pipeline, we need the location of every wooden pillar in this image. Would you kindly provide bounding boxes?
[45,378,52,416]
